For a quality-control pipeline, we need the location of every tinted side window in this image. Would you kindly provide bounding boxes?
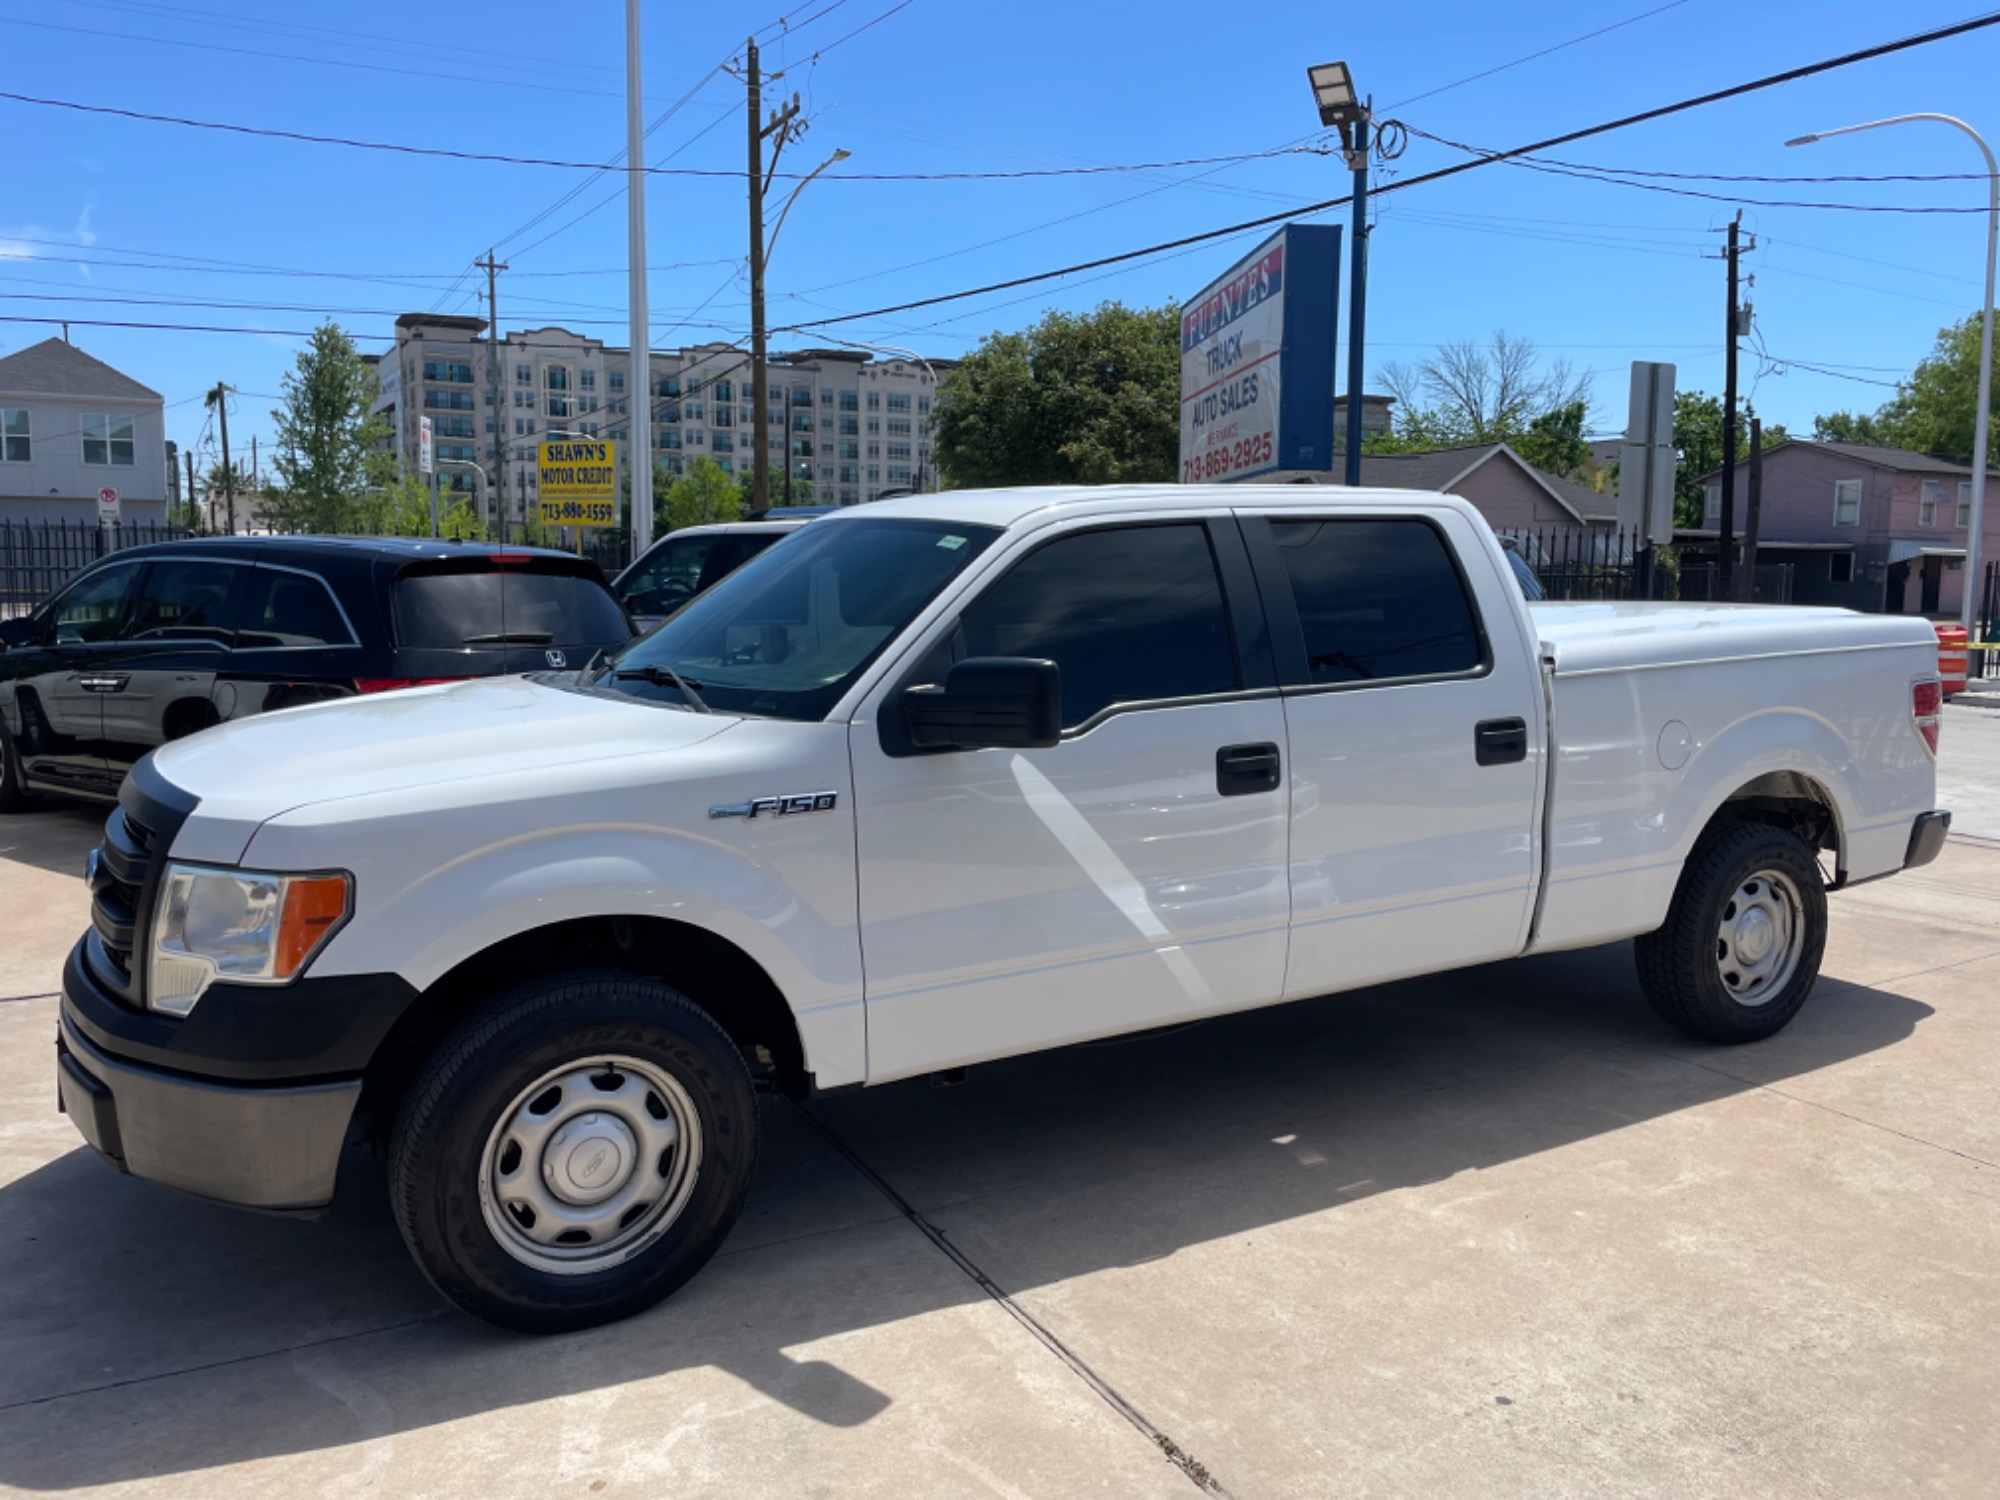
[237,568,354,649]
[394,570,628,649]
[127,560,243,644]
[1268,519,1483,685]
[957,524,1237,730]
[47,563,140,644]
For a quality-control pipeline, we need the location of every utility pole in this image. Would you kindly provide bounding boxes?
[1718,212,1744,598]
[1741,414,1764,602]
[624,0,653,564]
[746,37,801,516]
[1343,111,1371,486]
[184,449,198,534]
[211,382,237,534]
[477,250,509,541]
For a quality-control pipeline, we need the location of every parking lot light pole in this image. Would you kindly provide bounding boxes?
[438,459,489,535]
[1789,115,1996,634]
[1308,61,1370,486]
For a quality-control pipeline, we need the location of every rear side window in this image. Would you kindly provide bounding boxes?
[394,569,629,649]
[956,523,1237,730]
[1268,519,1483,685]
[621,534,720,611]
[237,568,354,649]
[128,559,243,644]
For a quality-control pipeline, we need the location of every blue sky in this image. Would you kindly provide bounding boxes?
[3,0,1997,475]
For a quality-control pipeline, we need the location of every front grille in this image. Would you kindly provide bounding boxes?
[89,808,154,986]
[83,757,197,1010]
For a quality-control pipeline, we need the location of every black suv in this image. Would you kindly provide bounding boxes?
[0,536,633,808]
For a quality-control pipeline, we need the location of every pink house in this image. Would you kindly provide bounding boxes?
[1290,443,1618,541]
[1695,440,2000,616]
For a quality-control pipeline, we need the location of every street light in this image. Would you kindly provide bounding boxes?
[1790,114,1996,637]
[1307,59,1371,486]
[768,147,851,262]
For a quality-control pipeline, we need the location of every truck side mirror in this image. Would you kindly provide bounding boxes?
[0,616,33,648]
[902,657,1061,751]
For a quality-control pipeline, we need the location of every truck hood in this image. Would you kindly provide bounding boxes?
[1528,600,1939,674]
[151,676,738,862]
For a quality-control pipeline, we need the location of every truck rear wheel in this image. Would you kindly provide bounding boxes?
[1635,820,1827,1044]
[388,971,759,1333]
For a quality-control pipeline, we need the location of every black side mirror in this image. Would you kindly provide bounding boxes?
[0,617,33,648]
[903,657,1061,751]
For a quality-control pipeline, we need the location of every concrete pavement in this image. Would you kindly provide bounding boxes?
[0,711,1995,1498]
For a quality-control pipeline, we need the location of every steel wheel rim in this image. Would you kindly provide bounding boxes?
[1715,867,1805,1007]
[477,1054,702,1276]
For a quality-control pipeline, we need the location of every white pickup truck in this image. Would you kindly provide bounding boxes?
[55,486,1950,1331]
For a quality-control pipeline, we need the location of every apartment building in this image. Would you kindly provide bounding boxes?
[372,314,947,529]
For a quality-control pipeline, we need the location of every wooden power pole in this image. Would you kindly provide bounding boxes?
[185,449,198,534]
[1741,415,1765,602]
[477,250,509,541]
[210,382,237,534]
[745,36,800,516]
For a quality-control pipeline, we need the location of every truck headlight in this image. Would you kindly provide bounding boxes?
[149,865,352,1016]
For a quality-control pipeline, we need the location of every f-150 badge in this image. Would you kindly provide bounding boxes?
[709,791,839,820]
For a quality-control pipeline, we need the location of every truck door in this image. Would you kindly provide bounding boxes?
[1236,508,1544,998]
[849,516,1290,1082]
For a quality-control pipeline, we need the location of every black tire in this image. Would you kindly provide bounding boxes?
[0,714,31,814]
[389,970,759,1333]
[1635,819,1827,1044]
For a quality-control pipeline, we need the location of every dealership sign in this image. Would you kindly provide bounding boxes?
[1178,223,1341,483]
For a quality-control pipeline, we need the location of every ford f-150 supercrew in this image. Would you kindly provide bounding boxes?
[54,487,1951,1331]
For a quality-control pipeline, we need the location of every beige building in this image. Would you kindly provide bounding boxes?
[370,315,948,530]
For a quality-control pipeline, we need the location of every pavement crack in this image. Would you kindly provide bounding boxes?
[788,1100,1236,1499]
[0,991,57,1005]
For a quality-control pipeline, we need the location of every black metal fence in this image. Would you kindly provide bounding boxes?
[1498,526,1793,606]
[1976,558,1999,680]
[0,519,195,619]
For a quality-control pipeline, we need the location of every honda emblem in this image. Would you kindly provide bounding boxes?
[545,649,567,669]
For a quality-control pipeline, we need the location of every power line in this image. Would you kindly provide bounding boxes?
[770,10,2000,334]
[1382,0,1692,111]
[0,88,1311,182]
[0,314,751,346]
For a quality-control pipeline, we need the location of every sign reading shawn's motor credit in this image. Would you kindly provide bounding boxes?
[1180,244,1285,483]
[1178,223,1339,484]
[537,439,618,527]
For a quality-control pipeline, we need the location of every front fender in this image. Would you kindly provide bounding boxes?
[241,720,866,1087]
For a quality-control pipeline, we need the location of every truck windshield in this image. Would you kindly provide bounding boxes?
[599,517,1000,720]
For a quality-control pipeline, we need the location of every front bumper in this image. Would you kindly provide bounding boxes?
[57,1012,359,1210]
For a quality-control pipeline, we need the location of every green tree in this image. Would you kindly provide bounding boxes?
[654,455,743,536]
[1514,400,1590,478]
[936,301,1180,487]
[1814,311,1997,465]
[265,322,393,533]
[1672,390,1788,528]
[352,473,437,537]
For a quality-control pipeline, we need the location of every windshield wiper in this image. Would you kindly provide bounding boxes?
[610,663,712,713]
[462,631,555,644]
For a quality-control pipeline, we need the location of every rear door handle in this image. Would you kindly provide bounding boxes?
[1474,717,1528,766]
[1216,741,1281,796]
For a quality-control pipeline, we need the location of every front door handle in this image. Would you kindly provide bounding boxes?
[1474,717,1528,766]
[1216,741,1281,796]
[78,675,129,694]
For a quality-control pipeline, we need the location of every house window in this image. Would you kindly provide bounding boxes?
[1829,553,1854,583]
[1,408,26,462]
[1921,480,1944,527]
[1833,478,1862,526]
[1958,481,1974,529]
[81,412,136,466]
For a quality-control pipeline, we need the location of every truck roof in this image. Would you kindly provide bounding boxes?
[835,484,1482,530]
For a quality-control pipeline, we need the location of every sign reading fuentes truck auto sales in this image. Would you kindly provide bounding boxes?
[1178,223,1341,484]
[537,439,618,527]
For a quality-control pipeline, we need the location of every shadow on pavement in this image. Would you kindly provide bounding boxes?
[0,940,1932,1489]
[0,801,107,881]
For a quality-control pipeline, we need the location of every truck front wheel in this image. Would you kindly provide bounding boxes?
[1635,820,1828,1044]
[388,971,760,1333]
